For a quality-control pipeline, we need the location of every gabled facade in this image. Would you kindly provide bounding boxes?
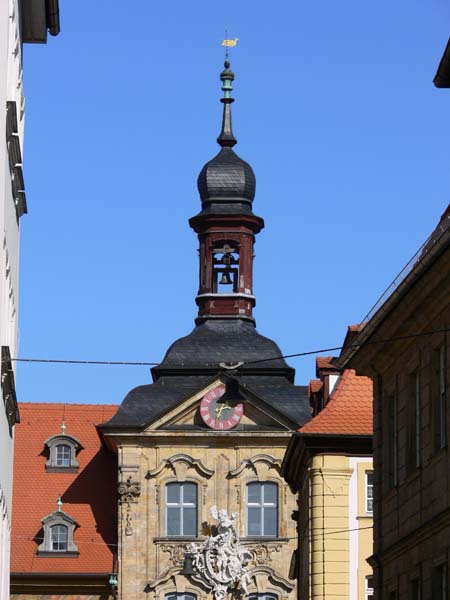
[100,60,311,600]
[282,360,373,600]
[338,205,450,599]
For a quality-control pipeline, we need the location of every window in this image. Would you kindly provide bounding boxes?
[38,507,78,556]
[433,564,447,600]
[56,444,71,467]
[166,482,197,537]
[433,346,447,451]
[44,433,81,472]
[407,370,421,473]
[51,524,68,551]
[248,594,277,600]
[411,578,421,600]
[387,395,398,488]
[365,576,374,600]
[365,472,374,514]
[246,482,278,537]
[166,594,196,600]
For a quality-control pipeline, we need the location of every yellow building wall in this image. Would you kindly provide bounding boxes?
[303,454,373,600]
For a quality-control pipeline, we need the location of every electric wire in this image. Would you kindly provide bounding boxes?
[3,326,450,368]
[12,524,373,546]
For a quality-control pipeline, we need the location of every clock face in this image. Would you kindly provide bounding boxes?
[199,385,244,430]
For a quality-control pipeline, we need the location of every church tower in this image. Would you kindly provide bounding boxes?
[191,59,263,322]
[101,59,310,600]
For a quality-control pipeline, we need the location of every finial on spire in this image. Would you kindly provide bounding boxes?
[217,57,237,147]
[61,419,66,435]
[57,496,63,511]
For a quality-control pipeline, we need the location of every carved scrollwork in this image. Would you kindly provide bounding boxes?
[160,543,190,566]
[118,476,141,504]
[246,543,283,566]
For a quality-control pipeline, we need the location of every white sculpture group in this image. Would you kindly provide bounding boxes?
[187,506,252,600]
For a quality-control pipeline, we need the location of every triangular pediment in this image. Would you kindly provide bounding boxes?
[144,377,295,432]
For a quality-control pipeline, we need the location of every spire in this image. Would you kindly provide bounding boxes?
[217,60,237,148]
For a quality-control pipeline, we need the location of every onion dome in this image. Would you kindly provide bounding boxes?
[197,60,256,215]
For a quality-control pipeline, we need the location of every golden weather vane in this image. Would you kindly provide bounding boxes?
[221,31,239,59]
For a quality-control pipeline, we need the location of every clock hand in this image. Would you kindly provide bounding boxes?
[215,404,231,419]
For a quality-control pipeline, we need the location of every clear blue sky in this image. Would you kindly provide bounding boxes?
[18,0,450,405]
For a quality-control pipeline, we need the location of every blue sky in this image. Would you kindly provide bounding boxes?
[18,0,450,405]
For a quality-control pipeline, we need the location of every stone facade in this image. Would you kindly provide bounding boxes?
[339,208,450,599]
[103,378,299,600]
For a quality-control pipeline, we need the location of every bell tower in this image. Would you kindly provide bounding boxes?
[189,60,264,322]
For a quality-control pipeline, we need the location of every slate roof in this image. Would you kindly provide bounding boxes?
[300,369,372,435]
[154,319,293,376]
[11,403,118,575]
[104,374,309,429]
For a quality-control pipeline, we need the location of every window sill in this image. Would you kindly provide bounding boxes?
[153,536,204,543]
[240,537,289,543]
[45,466,79,473]
[37,551,79,558]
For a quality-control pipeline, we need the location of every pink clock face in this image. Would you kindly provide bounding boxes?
[199,385,244,430]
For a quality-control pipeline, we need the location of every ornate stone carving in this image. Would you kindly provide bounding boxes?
[118,476,141,504]
[118,476,141,536]
[186,506,252,600]
[160,543,189,566]
[246,543,283,566]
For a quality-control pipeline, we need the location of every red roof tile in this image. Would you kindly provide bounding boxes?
[300,369,372,435]
[308,379,323,395]
[11,403,118,574]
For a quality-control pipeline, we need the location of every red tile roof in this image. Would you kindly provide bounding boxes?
[300,369,372,435]
[308,379,323,395]
[11,403,118,574]
[315,356,337,371]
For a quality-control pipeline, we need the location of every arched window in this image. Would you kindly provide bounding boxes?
[246,482,278,537]
[166,594,197,600]
[50,524,68,551]
[166,482,197,537]
[38,508,78,556]
[44,433,81,472]
[247,595,277,600]
[55,444,71,467]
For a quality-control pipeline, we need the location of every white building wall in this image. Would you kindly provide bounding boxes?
[0,1,25,597]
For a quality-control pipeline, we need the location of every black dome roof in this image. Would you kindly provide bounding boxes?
[152,319,294,381]
[197,147,256,211]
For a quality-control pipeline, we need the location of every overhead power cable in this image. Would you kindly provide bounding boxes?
[3,326,449,368]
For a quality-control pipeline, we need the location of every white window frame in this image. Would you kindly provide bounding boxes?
[247,594,278,600]
[55,444,71,467]
[165,482,197,537]
[50,524,68,551]
[246,482,278,537]
[365,575,374,600]
[365,471,373,514]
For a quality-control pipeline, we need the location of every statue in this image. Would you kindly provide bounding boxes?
[186,506,252,600]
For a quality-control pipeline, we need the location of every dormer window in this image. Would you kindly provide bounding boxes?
[38,499,78,557]
[44,431,82,472]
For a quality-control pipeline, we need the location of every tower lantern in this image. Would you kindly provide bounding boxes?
[190,59,264,323]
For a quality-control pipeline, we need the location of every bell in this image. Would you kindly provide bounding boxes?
[180,554,196,576]
[219,271,233,285]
